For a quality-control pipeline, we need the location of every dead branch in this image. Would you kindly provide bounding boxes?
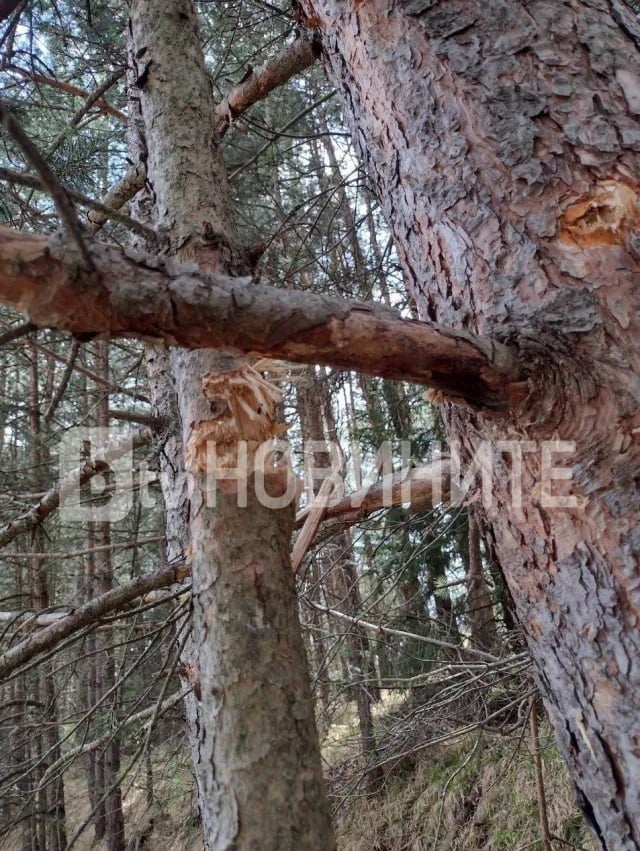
[291,474,335,575]
[0,560,190,681]
[294,458,451,531]
[0,427,153,549]
[86,164,148,233]
[108,408,164,428]
[216,36,317,137]
[0,166,157,240]
[37,688,189,788]
[6,66,127,122]
[0,534,164,561]
[304,599,502,663]
[0,229,524,408]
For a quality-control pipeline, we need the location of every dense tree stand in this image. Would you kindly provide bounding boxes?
[1,1,640,849]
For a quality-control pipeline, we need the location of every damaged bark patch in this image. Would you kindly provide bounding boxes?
[559,180,639,248]
[185,363,287,475]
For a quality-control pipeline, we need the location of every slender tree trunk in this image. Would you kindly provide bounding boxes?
[466,511,498,651]
[127,3,334,848]
[303,558,332,729]
[301,1,640,846]
[27,339,67,851]
[93,342,125,851]
[298,371,381,785]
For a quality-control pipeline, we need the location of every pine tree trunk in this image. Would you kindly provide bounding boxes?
[300,1,640,847]
[127,3,334,848]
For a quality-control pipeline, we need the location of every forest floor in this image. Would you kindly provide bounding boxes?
[1,692,599,850]
[332,714,598,850]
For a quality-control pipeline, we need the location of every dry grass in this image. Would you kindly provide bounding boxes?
[1,700,600,851]
[334,723,599,851]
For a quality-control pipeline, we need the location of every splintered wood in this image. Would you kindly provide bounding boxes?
[185,363,288,475]
[559,179,639,247]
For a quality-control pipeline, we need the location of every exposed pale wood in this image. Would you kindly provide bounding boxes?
[291,474,335,575]
[127,2,336,847]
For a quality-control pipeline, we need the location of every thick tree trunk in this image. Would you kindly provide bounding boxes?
[127,3,334,849]
[300,1,640,848]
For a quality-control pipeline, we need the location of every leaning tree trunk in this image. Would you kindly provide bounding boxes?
[126,3,334,849]
[300,1,640,848]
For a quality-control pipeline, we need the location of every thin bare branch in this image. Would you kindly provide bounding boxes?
[108,407,163,428]
[0,560,190,681]
[0,427,153,549]
[0,103,94,268]
[43,338,80,423]
[0,166,158,240]
[48,67,127,153]
[6,66,127,121]
[86,164,148,233]
[38,688,190,790]
[305,599,503,663]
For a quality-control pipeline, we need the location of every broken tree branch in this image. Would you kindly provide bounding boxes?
[0,229,524,407]
[216,36,318,138]
[294,458,451,531]
[291,474,335,575]
[0,560,190,681]
[0,460,454,679]
[86,164,148,233]
[0,427,153,549]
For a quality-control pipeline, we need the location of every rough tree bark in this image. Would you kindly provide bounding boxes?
[126,3,334,850]
[298,1,640,848]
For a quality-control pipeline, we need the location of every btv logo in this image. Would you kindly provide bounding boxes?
[58,428,134,523]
